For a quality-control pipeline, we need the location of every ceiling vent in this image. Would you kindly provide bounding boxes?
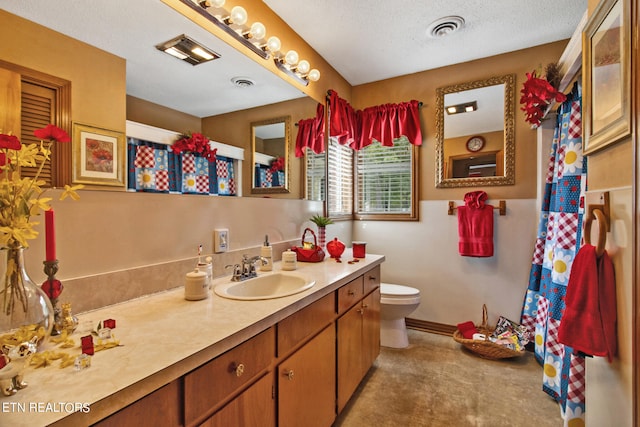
[427,16,465,38]
[231,77,255,88]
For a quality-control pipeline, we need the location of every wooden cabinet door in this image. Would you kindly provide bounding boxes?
[362,289,381,376]
[201,373,275,427]
[278,325,336,427]
[336,302,364,413]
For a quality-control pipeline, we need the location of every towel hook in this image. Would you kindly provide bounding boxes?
[584,192,610,257]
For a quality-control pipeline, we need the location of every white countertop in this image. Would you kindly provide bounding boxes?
[2,251,384,426]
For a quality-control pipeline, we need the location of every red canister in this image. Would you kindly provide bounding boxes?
[352,241,367,258]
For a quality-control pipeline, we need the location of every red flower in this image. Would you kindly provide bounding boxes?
[33,124,70,143]
[269,156,285,173]
[0,133,21,150]
[520,71,567,126]
[171,132,217,162]
[92,148,113,162]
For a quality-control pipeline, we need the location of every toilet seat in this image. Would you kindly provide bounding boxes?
[380,283,421,305]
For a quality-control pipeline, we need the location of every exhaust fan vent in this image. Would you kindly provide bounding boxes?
[427,16,465,38]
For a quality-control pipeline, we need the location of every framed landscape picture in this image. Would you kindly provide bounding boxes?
[583,0,631,154]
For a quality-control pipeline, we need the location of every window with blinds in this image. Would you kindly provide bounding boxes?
[355,136,417,220]
[327,137,353,218]
[305,150,325,202]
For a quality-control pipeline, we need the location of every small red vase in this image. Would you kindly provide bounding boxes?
[326,238,345,258]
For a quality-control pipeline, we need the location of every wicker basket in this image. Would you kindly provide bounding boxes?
[452,304,526,360]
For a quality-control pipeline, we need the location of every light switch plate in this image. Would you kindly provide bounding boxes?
[214,229,229,253]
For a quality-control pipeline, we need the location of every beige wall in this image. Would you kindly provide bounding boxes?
[0,10,126,135]
[353,40,568,202]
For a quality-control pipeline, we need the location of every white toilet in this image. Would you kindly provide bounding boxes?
[380,283,421,348]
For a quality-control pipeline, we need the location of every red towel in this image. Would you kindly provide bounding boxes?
[457,191,494,257]
[558,244,617,362]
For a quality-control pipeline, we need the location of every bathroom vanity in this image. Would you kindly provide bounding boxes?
[3,251,383,427]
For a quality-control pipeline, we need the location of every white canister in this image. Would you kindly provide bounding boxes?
[197,257,213,289]
[185,268,209,301]
[281,249,297,271]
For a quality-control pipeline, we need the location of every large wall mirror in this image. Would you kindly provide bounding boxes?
[251,116,291,194]
[435,74,515,188]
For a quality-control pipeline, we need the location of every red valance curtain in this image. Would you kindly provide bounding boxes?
[328,90,361,148]
[328,90,421,150]
[295,103,325,157]
[357,100,422,149]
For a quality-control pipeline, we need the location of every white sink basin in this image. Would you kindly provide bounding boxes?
[214,272,315,301]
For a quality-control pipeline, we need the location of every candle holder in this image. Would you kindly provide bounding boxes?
[42,260,77,336]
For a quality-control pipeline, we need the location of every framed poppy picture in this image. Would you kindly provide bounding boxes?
[72,122,125,187]
[583,0,631,154]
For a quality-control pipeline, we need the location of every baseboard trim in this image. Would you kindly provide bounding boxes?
[406,318,456,336]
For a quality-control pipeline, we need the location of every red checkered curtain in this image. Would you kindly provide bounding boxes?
[519,82,586,425]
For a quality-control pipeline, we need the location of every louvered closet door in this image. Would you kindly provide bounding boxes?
[20,81,56,186]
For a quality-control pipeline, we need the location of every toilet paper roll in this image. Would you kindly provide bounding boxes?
[472,333,486,341]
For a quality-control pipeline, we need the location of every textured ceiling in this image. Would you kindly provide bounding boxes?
[1,0,587,117]
[264,0,588,85]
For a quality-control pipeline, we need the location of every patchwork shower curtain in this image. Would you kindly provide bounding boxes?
[520,83,587,424]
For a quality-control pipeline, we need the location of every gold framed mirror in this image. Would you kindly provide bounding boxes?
[435,74,515,188]
[251,116,291,194]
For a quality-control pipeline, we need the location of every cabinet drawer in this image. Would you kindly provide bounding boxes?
[184,327,275,426]
[278,293,335,356]
[363,265,381,295]
[337,276,364,314]
[93,380,181,427]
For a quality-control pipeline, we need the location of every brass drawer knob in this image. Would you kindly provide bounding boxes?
[234,363,245,377]
[284,370,295,381]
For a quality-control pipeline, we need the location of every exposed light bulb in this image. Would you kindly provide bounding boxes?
[308,69,320,82]
[249,22,266,40]
[229,6,247,25]
[210,0,225,7]
[285,50,299,66]
[296,60,310,74]
[266,36,281,52]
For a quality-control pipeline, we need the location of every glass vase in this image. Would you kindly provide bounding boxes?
[317,226,326,250]
[0,247,54,348]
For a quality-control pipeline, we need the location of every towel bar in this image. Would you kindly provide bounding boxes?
[448,200,506,216]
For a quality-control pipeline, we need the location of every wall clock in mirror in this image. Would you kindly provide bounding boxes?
[466,136,485,152]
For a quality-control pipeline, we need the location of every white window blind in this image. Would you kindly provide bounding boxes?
[327,137,353,217]
[356,137,412,214]
[305,150,326,201]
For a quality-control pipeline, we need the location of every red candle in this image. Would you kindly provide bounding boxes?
[45,209,56,261]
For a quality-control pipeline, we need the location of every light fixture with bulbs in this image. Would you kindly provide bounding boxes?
[180,0,268,59]
[174,0,320,84]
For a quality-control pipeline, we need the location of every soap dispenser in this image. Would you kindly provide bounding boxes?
[260,235,273,271]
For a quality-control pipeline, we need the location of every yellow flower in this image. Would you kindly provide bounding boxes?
[60,184,84,201]
[0,124,80,249]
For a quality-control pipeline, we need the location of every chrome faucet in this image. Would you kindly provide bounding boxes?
[226,254,267,281]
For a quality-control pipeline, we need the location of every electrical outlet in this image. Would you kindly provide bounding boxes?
[214,229,229,253]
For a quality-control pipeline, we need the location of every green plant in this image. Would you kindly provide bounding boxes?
[309,214,333,227]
